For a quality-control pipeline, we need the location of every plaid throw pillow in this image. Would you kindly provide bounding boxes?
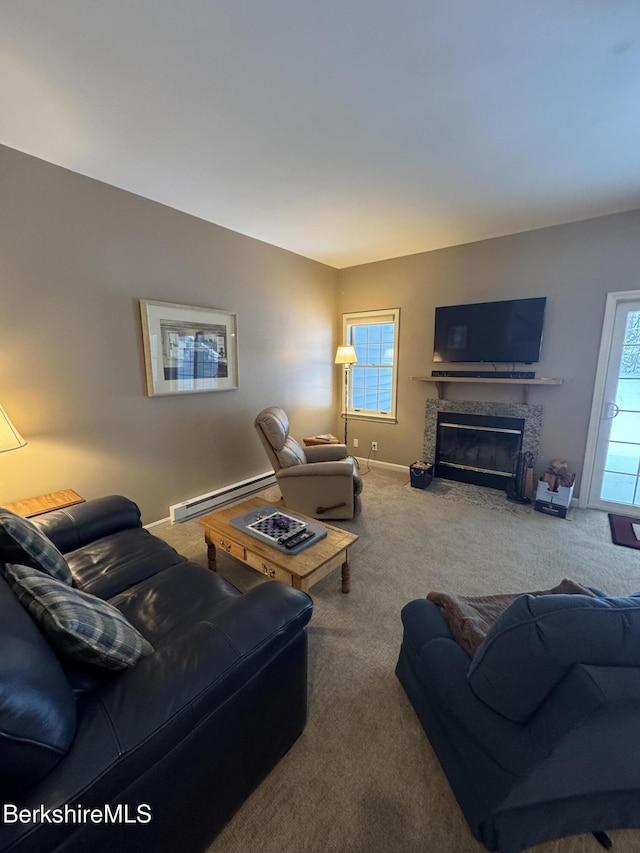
[5,563,154,670]
[0,507,73,585]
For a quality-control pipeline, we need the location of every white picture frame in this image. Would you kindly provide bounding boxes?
[140,300,239,396]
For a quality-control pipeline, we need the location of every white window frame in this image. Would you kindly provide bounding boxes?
[342,308,400,423]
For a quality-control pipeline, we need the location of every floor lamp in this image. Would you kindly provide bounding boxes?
[335,346,357,447]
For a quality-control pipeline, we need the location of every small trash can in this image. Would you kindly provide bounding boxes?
[410,461,433,489]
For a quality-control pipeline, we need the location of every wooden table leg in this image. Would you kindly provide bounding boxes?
[206,538,218,572]
[341,550,351,593]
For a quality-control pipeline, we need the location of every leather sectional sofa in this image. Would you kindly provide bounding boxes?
[0,495,313,853]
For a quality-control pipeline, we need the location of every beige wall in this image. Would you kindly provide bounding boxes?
[3,143,638,517]
[1,146,338,523]
[338,210,640,499]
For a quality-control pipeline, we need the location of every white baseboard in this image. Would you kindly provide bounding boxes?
[144,516,171,530]
[354,457,408,473]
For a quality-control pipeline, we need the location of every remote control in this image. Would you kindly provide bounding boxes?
[277,524,306,543]
[280,529,315,549]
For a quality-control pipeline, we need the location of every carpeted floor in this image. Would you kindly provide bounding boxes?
[154,467,640,853]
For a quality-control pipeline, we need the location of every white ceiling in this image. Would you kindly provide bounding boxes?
[2,1,640,268]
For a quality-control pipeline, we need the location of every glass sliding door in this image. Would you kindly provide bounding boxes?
[586,297,640,511]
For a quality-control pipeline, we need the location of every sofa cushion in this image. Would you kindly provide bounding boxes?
[0,506,73,585]
[0,574,76,796]
[5,563,154,670]
[108,561,241,644]
[468,592,640,722]
[67,527,188,599]
[84,580,313,757]
[275,436,307,468]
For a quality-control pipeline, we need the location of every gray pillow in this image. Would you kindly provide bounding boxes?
[0,506,73,585]
[5,563,154,671]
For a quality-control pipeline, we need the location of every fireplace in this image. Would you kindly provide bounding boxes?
[435,411,524,490]
[424,399,543,491]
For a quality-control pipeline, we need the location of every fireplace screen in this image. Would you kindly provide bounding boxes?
[436,412,525,490]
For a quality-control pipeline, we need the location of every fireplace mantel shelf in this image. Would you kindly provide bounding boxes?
[412,376,563,404]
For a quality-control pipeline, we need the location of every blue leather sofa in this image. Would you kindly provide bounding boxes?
[0,496,313,853]
[396,590,640,852]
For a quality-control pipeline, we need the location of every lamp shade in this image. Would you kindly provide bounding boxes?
[0,405,27,453]
[335,345,357,365]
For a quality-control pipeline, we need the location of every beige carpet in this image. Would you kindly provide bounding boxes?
[155,467,640,853]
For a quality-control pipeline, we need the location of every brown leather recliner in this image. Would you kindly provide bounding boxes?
[254,406,362,520]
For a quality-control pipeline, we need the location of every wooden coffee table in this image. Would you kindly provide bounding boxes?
[199,496,358,593]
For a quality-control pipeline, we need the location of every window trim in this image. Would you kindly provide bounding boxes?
[342,308,400,423]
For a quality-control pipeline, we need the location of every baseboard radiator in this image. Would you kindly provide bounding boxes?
[169,471,277,523]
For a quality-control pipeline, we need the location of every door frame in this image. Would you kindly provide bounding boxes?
[582,289,640,509]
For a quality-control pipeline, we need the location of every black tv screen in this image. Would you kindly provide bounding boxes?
[433,297,546,364]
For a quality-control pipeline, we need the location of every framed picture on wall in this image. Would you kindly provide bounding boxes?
[140,300,239,396]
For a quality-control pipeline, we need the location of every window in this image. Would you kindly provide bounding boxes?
[342,308,399,422]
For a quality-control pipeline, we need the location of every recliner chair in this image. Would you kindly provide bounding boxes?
[254,406,362,520]
[396,589,640,852]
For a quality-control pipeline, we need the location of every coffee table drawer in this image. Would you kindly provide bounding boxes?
[212,535,245,562]
[246,551,292,585]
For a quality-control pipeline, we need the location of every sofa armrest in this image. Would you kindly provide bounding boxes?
[502,665,640,810]
[90,582,313,753]
[418,638,541,776]
[304,444,349,463]
[420,638,640,780]
[204,581,313,655]
[31,496,142,554]
[401,598,456,644]
[277,460,354,478]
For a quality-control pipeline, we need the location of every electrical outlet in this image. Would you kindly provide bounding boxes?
[371,441,378,451]
[353,438,359,448]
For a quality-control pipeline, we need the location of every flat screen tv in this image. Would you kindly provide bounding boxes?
[433,297,546,364]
